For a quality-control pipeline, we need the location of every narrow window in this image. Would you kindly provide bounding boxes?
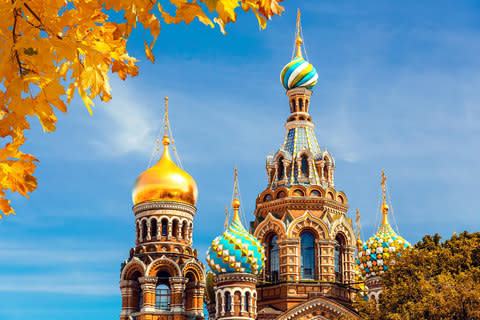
[142,220,147,240]
[172,220,178,238]
[301,156,309,176]
[155,271,171,310]
[225,292,231,313]
[301,232,315,279]
[161,219,168,237]
[269,235,280,282]
[335,235,344,282]
[245,292,250,312]
[151,219,157,239]
[278,158,284,179]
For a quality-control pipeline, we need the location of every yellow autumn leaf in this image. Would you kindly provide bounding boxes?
[0,0,283,219]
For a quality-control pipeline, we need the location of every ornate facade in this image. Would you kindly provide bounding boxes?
[118,10,412,320]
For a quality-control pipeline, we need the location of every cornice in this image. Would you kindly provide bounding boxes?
[133,201,196,216]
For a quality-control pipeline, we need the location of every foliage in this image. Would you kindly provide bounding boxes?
[0,0,283,218]
[354,231,480,320]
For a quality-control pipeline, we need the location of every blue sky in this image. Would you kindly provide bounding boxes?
[2,1,480,319]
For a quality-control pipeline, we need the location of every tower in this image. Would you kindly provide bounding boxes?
[356,170,410,301]
[206,169,265,320]
[119,98,206,320]
[250,11,358,320]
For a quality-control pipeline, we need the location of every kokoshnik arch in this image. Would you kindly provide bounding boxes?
[118,10,410,320]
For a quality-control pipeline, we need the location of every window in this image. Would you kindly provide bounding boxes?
[299,99,303,111]
[278,158,284,179]
[155,272,171,310]
[301,232,315,279]
[335,235,344,282]
[301,156,308,176]
[269,235,280,282]
[142,220,147,240]
[245,292,250,312]
[151,219,157,239]
[161,219,168,237]
[225,292,231,313]
[182,221,187,239]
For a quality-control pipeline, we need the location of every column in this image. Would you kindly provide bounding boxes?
[167,221,172,240]
[119,280,140,318]
[169,276,188,312]
[317,239,336,282]
[277,238,299,281]
[139,276,157,312]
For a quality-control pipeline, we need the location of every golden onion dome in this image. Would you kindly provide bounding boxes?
[132,98,198,206]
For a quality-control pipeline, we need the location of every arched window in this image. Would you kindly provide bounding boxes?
[142,220,147,240]
[335,235,344,283]
[278,158,284,180]
[269,234,280,282]
[290,99,295,112]
[129,271,143,312]
[155,271,171,310]
[151,219,157,239]
[135,222,140,241]
[225,292,231,313]
[172,220,178,238]
[301,156,309,176]
[299,98,303,111]
[161,219,168,237]
[301,232,315,279]
[245,292,250,312]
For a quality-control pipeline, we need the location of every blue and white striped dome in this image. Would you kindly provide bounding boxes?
[280,56,318,90]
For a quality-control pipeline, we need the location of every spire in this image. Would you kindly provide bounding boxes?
[162,97,170,146]
[232,166,241,222]
[295,9,303,58]
[380,170,389,225]
[356,208,363,251]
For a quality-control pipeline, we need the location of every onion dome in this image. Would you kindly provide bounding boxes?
[356,171,410,280]
[206,171,264,275]
[280,10,318,90]
[132,98,198,206]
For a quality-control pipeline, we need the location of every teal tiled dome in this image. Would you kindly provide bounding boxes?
[280,56,318,90]
[206,200,264,275]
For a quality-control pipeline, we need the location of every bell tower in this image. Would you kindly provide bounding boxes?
[119,98,206,320]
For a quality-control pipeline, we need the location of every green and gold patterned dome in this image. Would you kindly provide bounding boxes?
[356,171,410,279]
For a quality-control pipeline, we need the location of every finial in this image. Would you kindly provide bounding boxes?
[163,97,170,146]
[295,9,303,58]
[381,170,389,225]
[232,166,241,221]
[356,208,362,250]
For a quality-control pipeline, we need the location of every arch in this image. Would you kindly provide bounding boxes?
[121,258,147,280]
[253,213,287,242]
[300,231,315,279]
[288,185,307,197]
[299,98,304,111]
[182,260,205,282]
[147,256,181,277]
[336,190,348,205]
[301,155,309,176]
[326,192,334,200]
[276,296,358,320]
[287,211,328,239]
[276,190,287,199]
[330,218,355,246]
[245,291,251,312]
[278,157,285,180]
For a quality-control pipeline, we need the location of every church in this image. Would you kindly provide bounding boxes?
[118,12,409,320]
